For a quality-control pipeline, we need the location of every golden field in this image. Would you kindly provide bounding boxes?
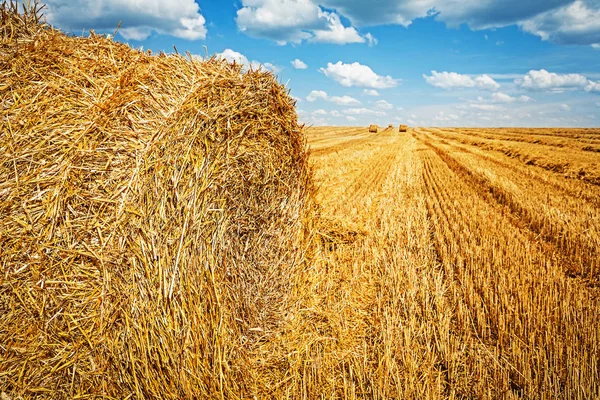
[294,125,600,398]
[1,4,599,397]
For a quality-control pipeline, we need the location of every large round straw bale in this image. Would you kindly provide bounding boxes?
[0,3,312,398]
[369,124,378,133]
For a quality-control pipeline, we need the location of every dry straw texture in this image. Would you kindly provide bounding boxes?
[0,2,313,398]
[369,124,378,133]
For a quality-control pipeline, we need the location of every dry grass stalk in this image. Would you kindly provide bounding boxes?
[0,2,313,397]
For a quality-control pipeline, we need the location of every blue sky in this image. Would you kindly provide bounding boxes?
[43,0,600,127]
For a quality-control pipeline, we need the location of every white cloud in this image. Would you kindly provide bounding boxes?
[313,109,328,115]
[491,92,517,103]
[375,100,394,110]
[516,69,589,91]
[217,48,250,66]
[320,61,400,89]
[262,62,282,74]
[363,89,380,96]
[560,104,572,111]
[216,49,280,74]
[231,0,600,49]
[344,108,387,116]
[236,0,320,44]
[329,95,361,105]
[310,10,365,44]
[306,90,360,105]
[330,110,343,117]
[346,116,357,121]
[520,1,600,46]
[423,71,500,91]
[306,90,329,102]
[235,0,371,45]
[46,0,207,41]
[365,32,378,46]
[593,44,600,49]
[490,92,534,103]
[585,81,600,93]
[291,59,308,69]
[475,74,502,90]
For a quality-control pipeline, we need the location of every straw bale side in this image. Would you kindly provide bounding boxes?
[399,124,408,132]
[0,3,312,398]
[369,124,378,133]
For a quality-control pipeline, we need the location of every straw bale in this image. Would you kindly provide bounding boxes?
[388,124,393,128]
[0,2,313,398]
[369,124,378,133]
[399,124,408,132]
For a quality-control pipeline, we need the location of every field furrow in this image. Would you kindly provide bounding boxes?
[414,129,600,281]
[417,142,600,398]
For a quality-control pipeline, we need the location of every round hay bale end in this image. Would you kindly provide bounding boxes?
[388,124,393,128]
[0,3,313,398]
[399,124,408,132]
[369,124,378,133]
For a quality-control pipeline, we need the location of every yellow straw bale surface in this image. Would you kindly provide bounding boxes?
[369,124,378,133]
[0,2,312,398]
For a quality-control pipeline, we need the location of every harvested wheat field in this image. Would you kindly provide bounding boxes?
[2,2,600,399]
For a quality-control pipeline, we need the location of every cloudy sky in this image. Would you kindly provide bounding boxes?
[43,0,600,127]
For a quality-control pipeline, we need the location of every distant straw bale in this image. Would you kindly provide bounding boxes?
[399,124,408,132]
[388,124,393,128]
[369,124,378,133]
[0,1,313,398]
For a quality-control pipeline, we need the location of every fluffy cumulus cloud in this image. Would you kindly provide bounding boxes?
[216,49,281,73]
[306,90,360,105]
[320,62,399,89]
[516,69,589,91]
[423,71,500,91]
[291,59,308,69]
[520,1,600,46]
[330,95,361,105]
[235,0,373,45]
[306,90,329,102]
[310,11,365,44]
[585,80,600,93]
[319,0,597,47]
[490,92,533,103]
[45,0,207,40]
[363,89,380,96]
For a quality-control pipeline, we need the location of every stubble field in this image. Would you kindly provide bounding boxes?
[291,125,600,398]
